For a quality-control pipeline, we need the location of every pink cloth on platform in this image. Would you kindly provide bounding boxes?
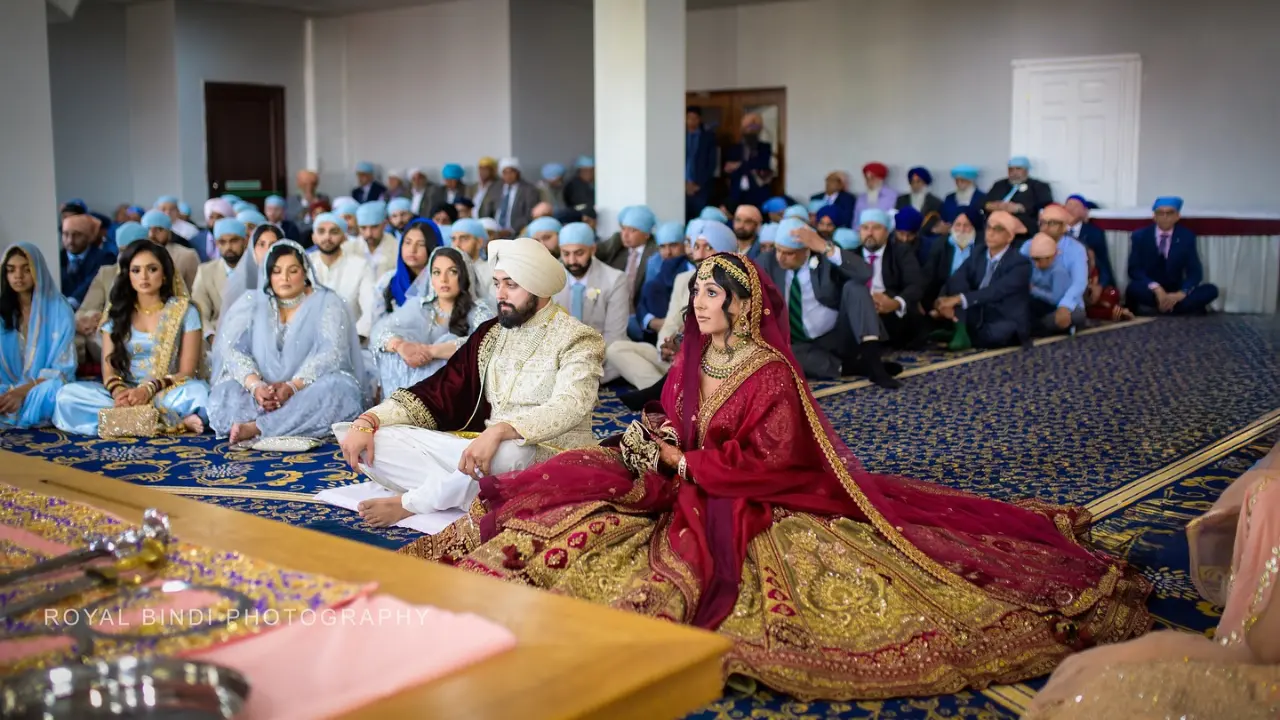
[190,594,517,720]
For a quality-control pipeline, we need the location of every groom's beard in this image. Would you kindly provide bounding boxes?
[497,295,539,328]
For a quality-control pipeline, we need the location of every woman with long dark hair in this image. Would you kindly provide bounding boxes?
[53,240,208,435]
[372,219,440,321]
[208,240,364,443]
[0,243,77,427]
[389,252,1152,702]
[368,245,493,394]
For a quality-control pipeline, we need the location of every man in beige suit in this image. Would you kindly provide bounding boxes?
[74,223,146,363]
[191,218,249,345]
[551,223,629,383]
[609,219,739,406]
[142,210,200,291]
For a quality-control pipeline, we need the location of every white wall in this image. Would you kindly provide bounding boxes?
[509,0,594,177]
[125,1,182,208]
[47,1,133,212]
[174,0,308,209]
[687,0,1280,211]
[312,0,513,194]
[0,0,58,263]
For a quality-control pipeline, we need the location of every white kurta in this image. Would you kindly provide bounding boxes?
[312,250,377,338]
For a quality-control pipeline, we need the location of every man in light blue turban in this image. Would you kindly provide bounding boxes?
[141,209,200,291]
[550,223,628,381]
[762,197,788,222]
[236,208,267,231]
[356,201,397,277]
[262,195,300,240]
[984,155,1052,243]
[352,161,387,203]
[756,216,900,387]
[537,163,568,213]
[628,220,690,344]
[155,195,180,219]
[527,216,563,258]
[190,218,249,341]
[155,195,199,244]
[699,206,728,223]
[596,205,658,308]
[563,156,595,209]
[1124,196,1218,315]
[783,204,809,221]
[759,222,779,253]
[427,164,467,215]
[332,198,361,245]
[387,197,414,234]
[940,164,987,234]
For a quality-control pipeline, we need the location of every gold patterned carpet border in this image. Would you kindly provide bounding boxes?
[812,317,1154,399]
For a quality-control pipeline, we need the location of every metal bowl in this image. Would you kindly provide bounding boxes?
[1,656,249,719]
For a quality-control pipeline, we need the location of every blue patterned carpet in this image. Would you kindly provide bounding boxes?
[3,314,1279,718]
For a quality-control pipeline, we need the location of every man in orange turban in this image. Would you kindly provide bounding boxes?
[59,213,116,311]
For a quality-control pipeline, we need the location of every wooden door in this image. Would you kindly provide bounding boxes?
[685,87,787,208]
[204,82,287,208]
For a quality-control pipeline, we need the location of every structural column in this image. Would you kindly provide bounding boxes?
[0,0,60,266]
[593,0,685,233]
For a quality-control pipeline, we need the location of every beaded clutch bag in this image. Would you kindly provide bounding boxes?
[97,405,161,439]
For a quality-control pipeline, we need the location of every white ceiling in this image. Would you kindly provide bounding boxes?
[89,0,795,18]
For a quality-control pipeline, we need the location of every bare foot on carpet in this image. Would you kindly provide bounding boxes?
[229,421,260,445]
[358,497,412,528]
[182,414,204,434]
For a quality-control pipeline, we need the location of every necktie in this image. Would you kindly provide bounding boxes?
[788,273,808,341]
[570,283,585,320]
[625,249,640,289]
[980,257,999,289]
[497,186,512,228]
[66,257,81,277]
[1158,232,1171,258]
[865,252,877,289]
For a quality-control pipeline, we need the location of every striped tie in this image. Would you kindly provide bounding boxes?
[788,272,808,341]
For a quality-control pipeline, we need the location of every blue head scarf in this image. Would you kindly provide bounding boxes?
[907,167,933,185]
[774,218,810,250]
[698,206,728,223]
[0,243,76,394]
[833,228,860,251]
[114,222,149,247]
[894,207,923,234]
[1152,196,1184,212]
[815,204,848,228]
[442,164,465,181]
[762,197,787,214]
[390,219,443,307]
[783,204,809,220]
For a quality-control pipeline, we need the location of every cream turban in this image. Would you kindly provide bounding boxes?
[488,237,567,298]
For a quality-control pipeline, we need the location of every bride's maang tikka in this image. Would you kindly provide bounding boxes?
[696,255,750,289]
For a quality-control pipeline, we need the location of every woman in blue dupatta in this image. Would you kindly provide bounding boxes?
[209,240,364,443]
[53,240,209,436]
[371,218,441,323]
[368,246,493,394]
[0,243,77,428]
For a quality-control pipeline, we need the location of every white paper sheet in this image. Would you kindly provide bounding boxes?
[315,482,465,535]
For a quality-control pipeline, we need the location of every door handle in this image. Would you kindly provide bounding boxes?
[212,181,220,190]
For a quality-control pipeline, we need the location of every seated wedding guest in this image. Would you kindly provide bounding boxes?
[810,172,856,227]
[209,240,365,443]
[386,198,414,234]
[1126,196,1219,315]
[263,195,301,241]
[629,221,688,343]
[352,161,387,203]
[384,169,408,201]
[288,169,329,235]
[610,219,736,401]
[760,218,898,387]
[1085,247,1133,322]
[859,209,926,349]
[450,218,494,305]
[1026,233,1079,336]
[536,163,567,212]
[758,222,778,253]
[527,216,562,258]
[1021,203,1087,334]
[938,165,986,237]
[220,224,283,328]
[699,206,729,224]
[75,223,148,364]
[1026,443,1280,719]
[369,246,494,395]
[142,210,200,291]
[762,197,788,223]
[332,198,361,247]
[356,201,398,278]
[193,198,235,260]
[428,202,458,228]
[0,243,76,428]
[814,205,846,241]
[479,217,503,241]
[892,207,931,266]
[854,162,898,219]
[923,207,983,314]
[310,213,377,340]
[190,219,249,345]
[454,197,475,219]
[236,209,267,237]
[833,227,859,251]
[436,164,469,210]
[373,219,442,321]
[563,156,595,210]
[60,213,116,311]
[551,222,628,381]
[54,240,209,436]
[933,211,1031,349]
[1066,194,1113,287]
[731,204,763,259]
[597,205,657,306]
[896,167,943,230]
[985,156,1052,244]
[157,196,199,246]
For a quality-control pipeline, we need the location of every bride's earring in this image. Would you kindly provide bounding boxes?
[733,309,750,339]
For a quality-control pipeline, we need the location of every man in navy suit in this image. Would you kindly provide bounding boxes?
[351,161,388,203]
[59,213,117,311]
[1065,194,1114,287]
[809,171,857,228]
[934,210,1032,349]
[723,112,773,208]
[1125,196,1218,315]
[684,106,717,221]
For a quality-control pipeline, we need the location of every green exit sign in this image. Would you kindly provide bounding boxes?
[225,180,263,191]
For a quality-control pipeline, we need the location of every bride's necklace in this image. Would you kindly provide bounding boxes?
[701,338,750,380]
[275,292,306,309]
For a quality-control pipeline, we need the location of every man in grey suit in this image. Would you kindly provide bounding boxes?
[480,157,540,236]
[552,223,630,382]
[594,205,658,309]
[756,218,901,388]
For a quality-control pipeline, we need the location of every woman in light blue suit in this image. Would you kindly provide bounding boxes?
[54,240,209,436]
[0,243,77,428]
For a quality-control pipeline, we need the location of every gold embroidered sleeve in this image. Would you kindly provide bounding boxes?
[366,395,430,429]
[506,323,604,445]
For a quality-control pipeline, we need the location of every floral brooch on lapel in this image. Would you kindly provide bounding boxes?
[587,288,603,300]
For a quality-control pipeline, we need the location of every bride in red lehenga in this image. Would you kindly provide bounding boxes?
[402,253,1152,700]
